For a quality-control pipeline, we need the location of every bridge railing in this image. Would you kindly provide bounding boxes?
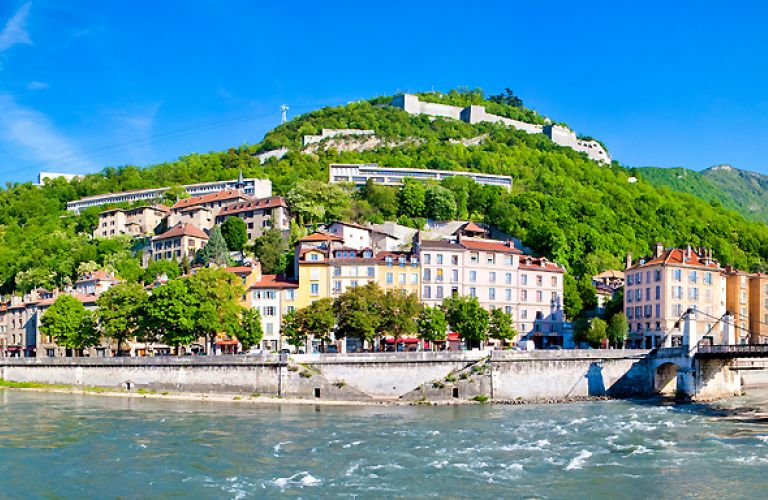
[697,345,768,357]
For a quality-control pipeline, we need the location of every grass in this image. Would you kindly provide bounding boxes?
[470,395,489,403]
[444,374,457,383]
[136,388,158,395]
[0,379,70,390]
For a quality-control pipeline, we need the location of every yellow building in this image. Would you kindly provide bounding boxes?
[375,251,420,298]
[293,232,340,309]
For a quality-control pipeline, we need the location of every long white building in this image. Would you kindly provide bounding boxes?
[329,164,512,189]
[66,177,272,213]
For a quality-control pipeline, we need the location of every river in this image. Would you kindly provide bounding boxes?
[2,389,768,498]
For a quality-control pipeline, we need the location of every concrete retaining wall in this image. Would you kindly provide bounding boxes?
[0,350,653,402]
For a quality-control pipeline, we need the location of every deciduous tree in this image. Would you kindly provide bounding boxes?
[96,282,148,356]
[442,295,489,348]
[220,217,248,251]
[488,308,517,345]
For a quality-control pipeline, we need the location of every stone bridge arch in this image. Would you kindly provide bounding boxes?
[654,361,682,395]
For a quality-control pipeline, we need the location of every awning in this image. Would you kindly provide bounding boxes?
[385,337,419,344]
[216,339,239,346]
[447,333,460,341]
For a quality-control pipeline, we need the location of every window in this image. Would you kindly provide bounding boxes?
[332,281,342,293]
[424,254,431,265]
[489,288,496,300]
[535,311,544,320]
[689,287,699,300]
[398,257,406,267]
[310,253,319,261]
[451,255,459,265]
[505,306,513,315]
[655,286,660,300]
[386,257,393,267]
[386,272,394,284]
[398,273,406,285]
[628,274,634,286]
[469,252,478,263]
[424,286,431,299]
[704,272,712,285]
[469,271,477,283]
[505,289,512,301]
[423,269,431,281]
[645,287,650,301]
[263,306,276,316]
[521,290,528,302]
[635,289,641,301]
[551,276,557,287]
[536,291,543,302]
[505,273,512,284]
[487,254,495,265]
[436,286,444,299]
[627,292,632,303]
[310,283,319,296]
[521,310,528,319]
[470,287,477,297]
[436,269,444,282]
[437,254,444,265]
[489,272,496,283]
[672,304,682,316]
[363,250,373,258]
[672,286,682,299]
[367,267,375,278]
[265,291,276,299]
[536,275,543,286]
[655,269,661,282]
[266,323,274,335]
[521,274,528,285]
[636,272,642,284]
[504,255,513,266]
[411,273,418,284]
[673,269,682,281]
[689,271,697,283]
[286,305,295,313]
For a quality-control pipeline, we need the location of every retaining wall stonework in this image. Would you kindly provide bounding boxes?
[0,350,653,402]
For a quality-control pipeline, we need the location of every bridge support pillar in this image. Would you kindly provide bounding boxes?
[682,312,699,354]
[722,313,735,345]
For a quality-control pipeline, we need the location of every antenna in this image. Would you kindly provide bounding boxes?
[280,104,289,124]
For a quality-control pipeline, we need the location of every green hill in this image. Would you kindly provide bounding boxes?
[2,88,768,295]
[633,167,742,213]
[701,164,768,222]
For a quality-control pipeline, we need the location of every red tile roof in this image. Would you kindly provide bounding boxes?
[631,248,720,270]
[152,223,209,241]
[224,266,255,275]
[171,189,249,210]
[519,256,564,273]
[218,196,287,216]
[299,231,344,242]
[250,274,299,289]
[462,221,486,233]
[75,271,118,284]
[460,238,522,254]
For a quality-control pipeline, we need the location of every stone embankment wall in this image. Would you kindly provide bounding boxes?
[0,350,653,402]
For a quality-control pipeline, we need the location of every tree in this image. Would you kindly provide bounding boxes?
[489,88,524,108]
[187,268,245,354]
[425,185,457,221]
[488,308,518,345]
[417,305,448,343]
[141,279,199,349]
[198,226,230,267]
[238,308,263,350]
[142,259,181,284]
[297,298,336,349]
[333,283,385,347]
[575,318,608,347]
[361,180,399,218]
[442,295,489,348]
[40,295,99,355]
[607,313,628,347]
[96,282,148,356]
[577,277,599,312]
[563,274,584,320]
[398,179,426,218]
[251,228,289,274]
[220,217,248,251]
[380,290,420,346]
[286,180,351,224]
[281,309,304,351]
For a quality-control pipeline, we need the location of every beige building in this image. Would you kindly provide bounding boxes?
[215,196,291,241]
[94,205,170,238]
[723,266,751,344]
[145,223,209,265]
[167,206,215,232]
[749,275,768,344]
[247,274,299,352]
[171,189,250,216]
[624,244,725,348]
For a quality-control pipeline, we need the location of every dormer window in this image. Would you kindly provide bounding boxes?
[398,257,406,267]
[386,257,393,267]
[363,250,373,258]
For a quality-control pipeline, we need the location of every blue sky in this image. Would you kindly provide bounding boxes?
[1,1,768,184]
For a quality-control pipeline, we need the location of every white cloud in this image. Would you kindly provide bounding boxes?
[0,2,32,53]
[0,93,92,170]
[26,80,47,90]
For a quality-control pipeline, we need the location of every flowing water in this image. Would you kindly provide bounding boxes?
[2,389,768,498]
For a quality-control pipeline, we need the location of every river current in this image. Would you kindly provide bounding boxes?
[2,390,768,498]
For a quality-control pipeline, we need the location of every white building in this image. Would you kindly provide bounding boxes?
[329,164,513,190]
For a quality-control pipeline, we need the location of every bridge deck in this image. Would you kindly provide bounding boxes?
[696,345,768,359]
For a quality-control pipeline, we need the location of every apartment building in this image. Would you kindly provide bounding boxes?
[170,189,251,216]
[329,164,513,189]
[326,221,399,252]
[417,235,566,345]
[293,232,342,310]
[723,266,751,344]
[375,252,420,297]
[247,274,298,351]
[94,205,170,238]
[215,196,290,241]
[749,275,768,344]
[145,223,209,265]
[624,244,725,348]
[167,206,215,232]
[75,271,119,295]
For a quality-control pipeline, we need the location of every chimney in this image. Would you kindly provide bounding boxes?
[625,251,633,269]
[655,242,664,258]
[686,244,692,259]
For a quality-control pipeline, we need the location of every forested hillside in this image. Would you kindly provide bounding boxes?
[702,165,768,222]
[2,88,768,295]
[633,167,742,213]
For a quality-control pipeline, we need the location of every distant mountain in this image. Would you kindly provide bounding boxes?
[633,167,742,213]
[636,164,768,223]
[701,165,768,222]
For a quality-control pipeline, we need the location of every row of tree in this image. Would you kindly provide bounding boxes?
[40,268,262,355]
[280,283,518,351]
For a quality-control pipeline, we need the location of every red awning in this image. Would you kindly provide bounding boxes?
[447,332,460,341]
[385,337,419,344]
[216,339,239,346]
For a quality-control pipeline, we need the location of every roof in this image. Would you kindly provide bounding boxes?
[630,248,720,270]
[224,266,256,275]
[593,269,624,280]
[75,271,118,284]
[299,231,344,242]
[249,274,299,289]
[217,196,288,216]
[462,221,486,233]
[171,189,248,210]
[460,238,522,254]
[37,293,99,307]
[420,239,462,251]
[519,256,565,273]
[99,204,171,215]
[151,223,209,241]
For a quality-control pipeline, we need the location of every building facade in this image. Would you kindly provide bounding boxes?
[215,196,290,241]
[624,244,725,348]
[95,205,170,238]
[329,164,513,190]
[145,224,209,265]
